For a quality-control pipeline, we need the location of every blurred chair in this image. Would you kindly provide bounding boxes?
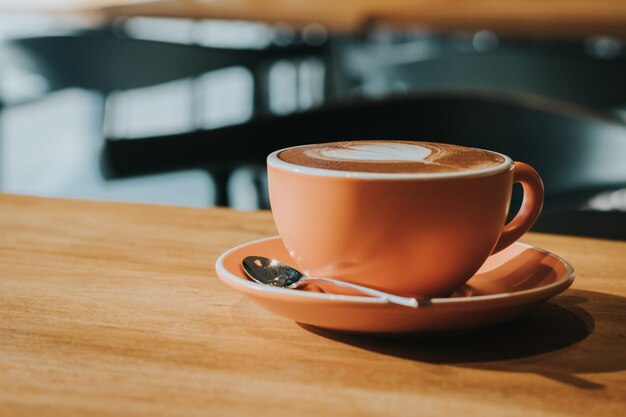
[102,92,626,239]
[342,36,626,113]
[8,30,329,117]
[5,29,331,205]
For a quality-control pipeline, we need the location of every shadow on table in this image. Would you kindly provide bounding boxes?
[301,289,626,390]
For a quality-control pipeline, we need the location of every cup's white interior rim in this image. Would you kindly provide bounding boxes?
[267,143,514,180]
[215,236,575,305]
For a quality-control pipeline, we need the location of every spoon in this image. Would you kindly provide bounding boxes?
[242,256,422,308]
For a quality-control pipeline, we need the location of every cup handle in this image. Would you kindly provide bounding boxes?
[492,162,544,254]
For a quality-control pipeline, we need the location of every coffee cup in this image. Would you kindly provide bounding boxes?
[267,140,543,298]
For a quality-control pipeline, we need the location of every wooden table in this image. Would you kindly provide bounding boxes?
[3,0,626,38]
[1,193,625,416]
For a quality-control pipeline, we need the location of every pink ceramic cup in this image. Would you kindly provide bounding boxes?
[267,142,543,298]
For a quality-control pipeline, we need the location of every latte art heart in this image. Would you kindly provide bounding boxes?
[320,143,432,162]
[277,140,506,174]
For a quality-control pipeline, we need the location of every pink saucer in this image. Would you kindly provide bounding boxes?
[215,236,574,334]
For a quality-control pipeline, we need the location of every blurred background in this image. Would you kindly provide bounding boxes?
[1,0,625,239]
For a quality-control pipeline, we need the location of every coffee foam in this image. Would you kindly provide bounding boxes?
[275,141,507,175]
[320,143,432,162]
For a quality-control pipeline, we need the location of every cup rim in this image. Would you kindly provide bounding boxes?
[267,142,514,180]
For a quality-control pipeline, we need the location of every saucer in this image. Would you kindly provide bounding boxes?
[215,236,575,334]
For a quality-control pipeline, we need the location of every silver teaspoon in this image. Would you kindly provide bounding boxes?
[242,256,422,308]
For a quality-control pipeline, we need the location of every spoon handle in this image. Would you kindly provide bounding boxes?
[300,277,420,308]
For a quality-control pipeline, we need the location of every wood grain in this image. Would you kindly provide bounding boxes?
[1,193,625,417]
